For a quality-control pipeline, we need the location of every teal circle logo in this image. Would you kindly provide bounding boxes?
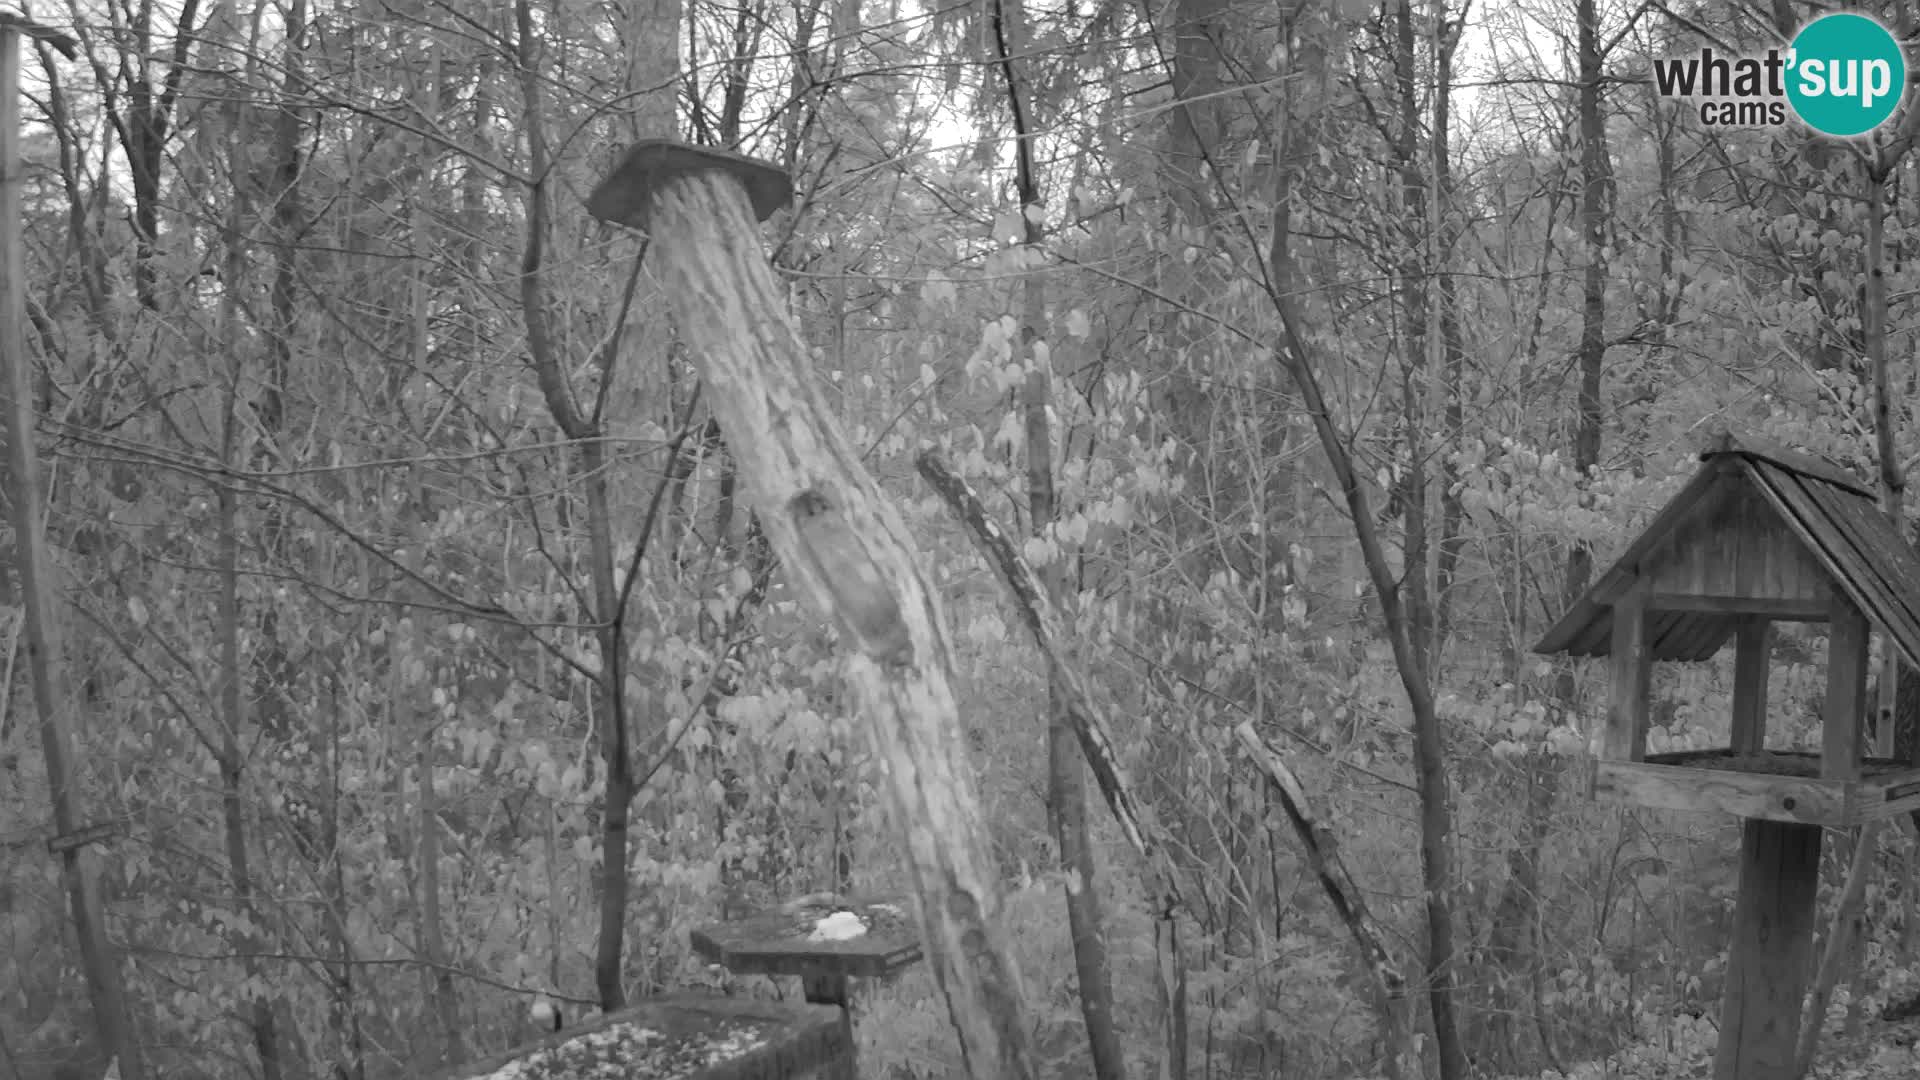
[1787,14,1907,137]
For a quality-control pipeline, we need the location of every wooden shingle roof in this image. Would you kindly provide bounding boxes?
[1533,432,1920,668]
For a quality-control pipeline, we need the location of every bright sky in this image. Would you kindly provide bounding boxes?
[907,3,1558,184]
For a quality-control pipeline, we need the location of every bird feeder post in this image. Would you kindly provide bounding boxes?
[1713,614,1817,1078]
[586,141,1035,1079]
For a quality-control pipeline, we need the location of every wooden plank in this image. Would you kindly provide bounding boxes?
[1863,787,1920,823]
[1644,748,1752,766]
[1648,609,1704,658]
[1703,430,1875,498]
[1714,820,1822,1080]
[1644,486,1828,608]
[1606,589,1653,762]
[1859,769,1920,824]
[1868,772,1920,800]
[1799,481,1920,659]
[1641,749,1905,777]
[1809,485,1920,670]
[1534,463,1733,656]
[1757,469,1920,686]
[1824,596,1868,782]
[1592,761,1846,825]
[1678,611,1735,659]
[433,995,855,1080]
[1647,609,1731,663]
[1644,593,1827,619]
[1745,469,1877,622]
[1731,620,1772,754]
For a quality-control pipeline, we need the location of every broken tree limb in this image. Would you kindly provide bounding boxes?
[914,449,1183,908]
[1233,722,1415,1080]
[915,447,1189,1080]
[586,140,1034,1080]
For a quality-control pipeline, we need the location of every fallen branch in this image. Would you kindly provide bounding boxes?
[915,447,1187,1080]
[915,450,1183,903]
[1234,722,1416,1080]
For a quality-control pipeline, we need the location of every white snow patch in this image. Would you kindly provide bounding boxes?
[807,910,868,941]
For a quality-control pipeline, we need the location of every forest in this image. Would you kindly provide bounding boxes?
[6,0,1920,1078]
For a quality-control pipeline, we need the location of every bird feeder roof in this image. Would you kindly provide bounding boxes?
[586,139,794,229]
[1533,431,1920,668]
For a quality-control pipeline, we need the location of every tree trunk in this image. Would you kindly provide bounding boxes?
[408,33,464,1067]
[989,0,1126,1075]
[1,25,146,1079]
[514,0,641,1011]
[1266,120,1464,1080]
[217,403,283,1080]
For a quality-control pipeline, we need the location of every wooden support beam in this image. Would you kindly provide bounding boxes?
[1645,594,1827,620]
[1731,619,1772,755]
[1825,597,1869,782]
[1715,820,1821,1080]
[1606,589,1652,762]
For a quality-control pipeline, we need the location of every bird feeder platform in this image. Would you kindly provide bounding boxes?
[1595,747,1920,826]
[1536,431,1920,1080]
[692,895,924,1077]
[691,897,924,985]
[435,994,852,1080]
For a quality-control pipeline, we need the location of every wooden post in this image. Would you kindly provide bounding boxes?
[1605,588,1651,762]
[0,19,144,1080]
[588,141,1035,1079]
[1823,598,1869,782]
[1714,821,1821,1080]
[1714,595,1865,1078]
[1730,619,1771,755]
[801,973,854,1078]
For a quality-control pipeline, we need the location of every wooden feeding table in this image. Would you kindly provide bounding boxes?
[434,995,852,1080]
[1535,431,1920,1080]
[692,896,924,1072]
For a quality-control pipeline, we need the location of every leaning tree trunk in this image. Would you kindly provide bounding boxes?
[593,152,1037,1079]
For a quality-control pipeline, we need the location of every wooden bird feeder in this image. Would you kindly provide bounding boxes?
[692,895,924,1074]
[1535,430,1920,1080]
[434,995,852,1080]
